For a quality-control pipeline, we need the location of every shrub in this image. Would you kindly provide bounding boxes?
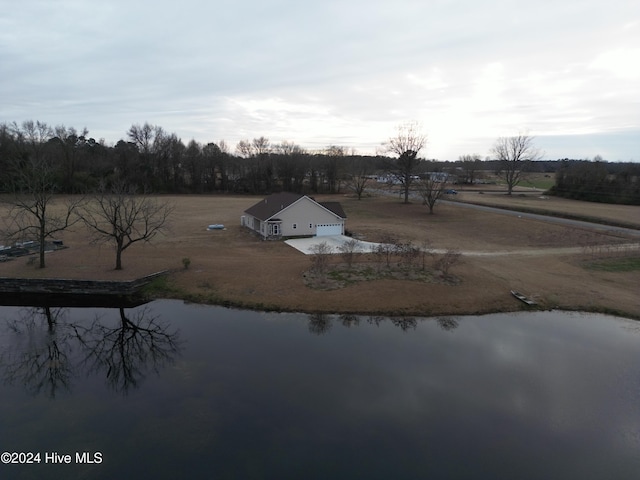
[337,238,359,268]
[434,249,462,277]
[310,242,332,275]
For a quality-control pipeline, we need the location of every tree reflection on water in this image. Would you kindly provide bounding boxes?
[307,313,459,335]
[307,313,332,335]
[0,304,181,398]
[1,307,75,398]
[2,305,459,396]
[74,307,181,394]
[436,316,459,331]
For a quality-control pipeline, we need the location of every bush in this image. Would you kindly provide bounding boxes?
[434,249,462,277]
[310,242,332,275]
[337,239,359,268]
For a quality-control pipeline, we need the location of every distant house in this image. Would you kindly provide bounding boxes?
[241,192,347,240]
[419,172,451,183]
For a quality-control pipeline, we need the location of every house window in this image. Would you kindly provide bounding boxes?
[293,223,297,229]
[309,223,313,229]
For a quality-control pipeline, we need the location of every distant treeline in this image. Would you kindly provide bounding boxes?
[1,121,638,204]
[548,160,640,205]
[0,121,392,195]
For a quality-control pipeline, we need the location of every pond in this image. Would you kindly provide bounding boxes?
[0,301,639,479]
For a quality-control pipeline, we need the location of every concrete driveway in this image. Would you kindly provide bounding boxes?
[285,235,383,255]
[285,234,640,258]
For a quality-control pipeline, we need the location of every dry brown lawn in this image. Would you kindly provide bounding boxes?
[1,193,639,318]
[455,188,640,228]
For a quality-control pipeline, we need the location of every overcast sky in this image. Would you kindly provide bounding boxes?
[1,0,638,160]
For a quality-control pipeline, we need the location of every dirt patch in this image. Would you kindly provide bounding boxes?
[0,193,638,318]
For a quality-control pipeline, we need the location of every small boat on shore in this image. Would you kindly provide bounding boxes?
[511,290,537,306]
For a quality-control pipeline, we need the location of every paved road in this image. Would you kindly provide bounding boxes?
[439,199,640,239]
[371,186,640,240]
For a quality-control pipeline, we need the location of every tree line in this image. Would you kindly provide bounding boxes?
[0,120,534,199]
[549,159,640,205]
[1,120,636,203]
[0,120,393,195]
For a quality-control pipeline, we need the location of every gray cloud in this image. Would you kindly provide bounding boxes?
[1,0,638,160]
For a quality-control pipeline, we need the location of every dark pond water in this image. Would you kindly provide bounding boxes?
[0,300,639,479]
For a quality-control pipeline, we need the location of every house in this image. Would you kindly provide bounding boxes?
[241,192,347,240]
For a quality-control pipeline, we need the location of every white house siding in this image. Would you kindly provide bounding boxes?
[277,197,343,237]
[241,214,261,235]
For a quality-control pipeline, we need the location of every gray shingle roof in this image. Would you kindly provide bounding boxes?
[319,201,347,219]
[244,193,346,221]
[244,192,304,221]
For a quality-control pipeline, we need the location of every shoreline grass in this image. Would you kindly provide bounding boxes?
[585,256,640,272]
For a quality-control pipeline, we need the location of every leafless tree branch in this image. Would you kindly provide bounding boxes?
[78,181,173,270]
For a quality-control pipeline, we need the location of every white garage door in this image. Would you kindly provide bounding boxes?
[316,224,342,236]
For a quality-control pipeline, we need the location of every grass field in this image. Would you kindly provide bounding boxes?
[1,192,639,318]
[585,256,640,272]
[450,183,640,229]
[518,173,556,191]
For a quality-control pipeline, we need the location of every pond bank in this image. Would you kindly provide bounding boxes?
[0,271,168,307]
[141,271,640,321]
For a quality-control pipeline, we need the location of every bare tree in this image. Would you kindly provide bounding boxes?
[50,124,90,192]
[127,123,187,191]
[14,120,52,161]
[127,122,156,155]
[345,157,371,200]
[324,145,345,193]
[337,238,359,269]
[434,249,462,278]
[416,174,448,214]
[252,136,271,156]
[79,182,173,270]
[183,139,204,192]
[458,154,483,184]
[235,139,253,158]
[490,134,542,195]
[309,241,333,275]
[383,122,427,204]
[202,142,227,191]
[4,156,82,268]
[419,239,433,271]
[374,233,398,268]
[235,137,273,193]
[395,240,420,268]
[274,141,307,193]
